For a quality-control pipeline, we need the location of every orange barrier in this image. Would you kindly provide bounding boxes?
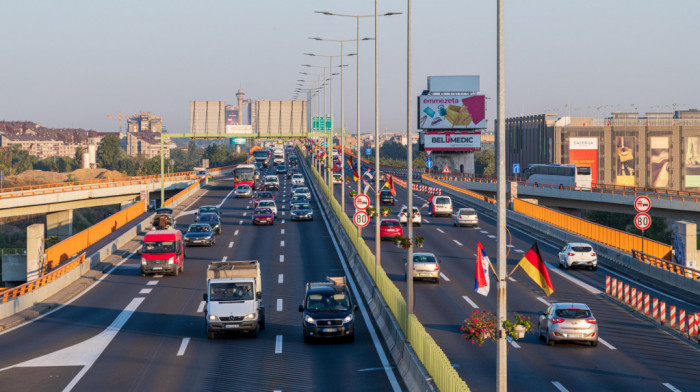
[632,250,700,280]
[513,198,672,260]
[423,175,496,205]
[164,178,204,207]
[1,253,86,303]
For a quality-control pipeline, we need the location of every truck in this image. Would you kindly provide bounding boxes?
[203,261,265,339]
[298,276,358,342]
[253,149,271,167]
[273,148,285,164]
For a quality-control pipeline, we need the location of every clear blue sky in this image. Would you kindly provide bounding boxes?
[1,0,698,134]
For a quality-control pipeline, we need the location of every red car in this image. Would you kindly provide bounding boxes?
[380,219,403,241]
[254,191,275,208]
[252,207,275,225]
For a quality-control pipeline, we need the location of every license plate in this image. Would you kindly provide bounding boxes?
[152,267,162,270]
[567,334,583,338]
[419,273,429,276]
[225,324,240,329]
[323,328,337,333]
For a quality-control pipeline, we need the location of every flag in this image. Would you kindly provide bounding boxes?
[363,168,374,181]
[474,241,491,296]
[362,177,371,194]
[383,175,396,196]
[517,242,555,296]
[347,157,359,181]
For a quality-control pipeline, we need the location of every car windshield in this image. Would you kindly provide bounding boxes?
[200,207,217,214]
[382,221,401,227]
[381,190,392,196]
[188,225,211,233]
[199,215,218,223]
[236,185,250,190]
[459,209,476,216]
[255,208,272,215]
[277,165,286,170]
[292,203,310,210]
[293,174,303,179]
[555,308,591,319]
[414,255,436,263]
[265,176,278,182]
[572,246,593,252]
[435,198,450,205]
[233,167,254,181]
[210,282,254,301]
[295,188,309,193]
[143,240,176,253]
[257,192,273,199]
[259,202,274,208]
[306,292,350,312]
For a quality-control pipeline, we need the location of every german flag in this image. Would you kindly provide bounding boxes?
[383,175,396,197]
[517,242,554,296]
[347,157,359,181]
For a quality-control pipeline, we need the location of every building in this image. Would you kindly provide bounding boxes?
[226,89,252,126]
[127,112,162,133]
[504,110,700,190]
[125,112,174,159]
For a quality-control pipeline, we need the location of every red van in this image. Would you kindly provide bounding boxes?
[140,229,185,277]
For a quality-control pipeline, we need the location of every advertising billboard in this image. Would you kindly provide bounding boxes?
[418,95,485,129]
[650,137,669,188]
[615,136,635,186]
[423,131,481,151]
[252,100,307,137]
[569,137,599,186]
[190,101,226,136]
[684,136,700,188]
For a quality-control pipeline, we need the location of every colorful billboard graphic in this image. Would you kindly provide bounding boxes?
[423,131,481,151]
[650,137,669,188]
[569,137,599,186]
[684,136,700,188]
[615,137,635,186]
[418,95,486,129]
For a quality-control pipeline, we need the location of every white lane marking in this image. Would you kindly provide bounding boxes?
[281,211,286,216]
[506,244,514,248]
[508,277,517,282]
[509,340,521,348]
[462,295,479,309]
[514,249,524,253]
[0,297,145,390]
[281,205,286,209]
[280,255,284,262]
[277,298,283,311]
[598,338,616,350]
[228,241,234,248]
[222,256,227,262]
[281,229,285,234]
[552,381,569,392]
[275,335,283,354]
[439,272,450,282]
[282,219,285,224]
[176,338,190,356]
[436,228,445,234]
[246,206,250,209]
[453,240,463,246]
[537,297,551,306]
[423,218,430,223]
[280,240,285,247]
[239,220,243,225]
[480,230,489,234]
[487,235,496,239]
[147,280,159,286]
[118,264,140,269]
[547,263,601,295]
[663,383,682,392]
[278,274,284,284]
[475,226,481,230]
[197,301,206,313]
[139,288,152,294]
[234,230,239,236]
[243,212,248,217]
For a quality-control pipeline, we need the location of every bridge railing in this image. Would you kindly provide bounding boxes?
[1,253,86,304]
[632,250,700,280]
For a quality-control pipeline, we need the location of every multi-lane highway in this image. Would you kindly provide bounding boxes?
[331,160,700,392]
[0,159,404,392]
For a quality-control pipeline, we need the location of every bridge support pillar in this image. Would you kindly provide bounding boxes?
[673,221,697,269]
[26,223,44,280]
[46,209,73,240]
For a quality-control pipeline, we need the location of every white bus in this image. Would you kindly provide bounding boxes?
[523,164,592,189]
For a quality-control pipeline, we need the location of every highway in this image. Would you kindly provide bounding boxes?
[0,161,404,392]
[330,159,700,392]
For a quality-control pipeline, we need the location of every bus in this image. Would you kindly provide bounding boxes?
[253,150,271,167]
[233,164,257,190]
[523,164,592,189]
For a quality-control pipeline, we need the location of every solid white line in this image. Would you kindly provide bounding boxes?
[281,205,286,209]
[278,274,284,284]
[453,239,463,246]
[508,277,517,282]
[275,335,283,354]
[139,288,152,294]
[222,256,227,262]
[598,337,616,350]
[147,280,159,286]
[436,228,445,234]
[279,255,284,262]
[246,206,250,209]
[537,297,551,306]
[462,295,479,309]
[197,301,206,313]
[280,240,285,247]
[277,298,283,311]
[662,383,682,392]
[281,229,285,234]
[509,340,521,348]
[234,230,239,236]
[552,381,569,392]
[439,272,450,282]
[176,338,190,356]
[228,241,234,248]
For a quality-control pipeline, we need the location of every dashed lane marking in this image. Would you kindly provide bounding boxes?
[480,230,488,234]
[663,383,682,392]
[281,229,285,234]
[453,240,463,246]
[277,298,283,311]
[537,297,551,306]
[462,295,479,309]
[598,338,616,350]
[439,272,450,282]
[222,256,227,262]
[278,274,284,284]
[197,301,205,313]
[552,382,569,392]
[176,338,190,356]
[280,255,284,262]
[487,235,496,239]
[514,249,524,253]
[234,230,239,236]
[508,277,517,282]
[229,242,234,248]
[147,281,159,286]
[139,288,152,294]
[436,228,445,234]
[280,241,285,247]
[275,335,283,354]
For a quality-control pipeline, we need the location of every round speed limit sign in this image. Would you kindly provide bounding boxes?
[353,210,370,228]
[634,213,652,231]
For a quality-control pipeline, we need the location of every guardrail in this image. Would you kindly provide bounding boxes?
[0,248,26,256]
[1,253,86,304]
[632,250,700,280]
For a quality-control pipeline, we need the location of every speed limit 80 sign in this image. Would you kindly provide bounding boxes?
[634,213,652,231]
[353,211,370,228]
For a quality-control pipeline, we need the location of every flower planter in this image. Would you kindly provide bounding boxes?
[514,325,526,339]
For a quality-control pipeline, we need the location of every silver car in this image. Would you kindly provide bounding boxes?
[405,252,441,283]
[292,173,305,186]
[234,184,253,198]
[538,303,598,346]
[257,200,278,217]
[453,208,478,227]
[558,242,597,270]
[293,187,311,200]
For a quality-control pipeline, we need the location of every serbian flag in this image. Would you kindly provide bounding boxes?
[347,157,359,181]
[474,241,491,296]
[422,194,434,210]
[383,175,396,196]
[517,242,555,296]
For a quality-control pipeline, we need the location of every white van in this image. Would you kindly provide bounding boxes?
[429,195,453,217]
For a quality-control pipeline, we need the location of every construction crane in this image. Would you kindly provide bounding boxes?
[107,111,126,133]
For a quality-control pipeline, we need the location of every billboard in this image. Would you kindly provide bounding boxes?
[226,125,253,135]
[252,100,307,137]
[650,137,669,188]
[569,137,599,186]
[190,101,226,136]
[418,95,485,129]
[684,136,700,188]
[615,136,635,186]
[423,131,481,151]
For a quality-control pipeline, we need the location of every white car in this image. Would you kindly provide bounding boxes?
[453,208,478,227]
[293,187,311,200]
[257,200,278,217]
[291,173,305,186]
[397,206,421,226]
[332,174,343,184]
[558,242,597,270]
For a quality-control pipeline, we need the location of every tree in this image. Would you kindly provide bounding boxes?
[380,140,408,161]
[96,135,123,170]
[474,150,495,176]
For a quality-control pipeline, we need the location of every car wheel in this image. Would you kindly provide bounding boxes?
[546,330,554,346]
[558,259,563,268]
[174,266,179,277]
[346,333,355,343]
[538,323,545,340]
[180,263,184,273]
[434,277,440,284]
[207,330,215,340]
[591,340,598,347]
[592,265,598,271]
[303,334,311,344]
[141,272,146,277]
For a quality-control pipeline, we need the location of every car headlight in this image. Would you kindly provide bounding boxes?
[343,314,353,324]
[167,257,175,264]
[140,257,147,265]
[305,315,316,324]
[244,313,256,320]
[208,314,218,321]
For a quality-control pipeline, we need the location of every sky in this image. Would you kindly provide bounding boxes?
[1,0,698,135]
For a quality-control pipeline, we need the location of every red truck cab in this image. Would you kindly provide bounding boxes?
[140,229,185,277]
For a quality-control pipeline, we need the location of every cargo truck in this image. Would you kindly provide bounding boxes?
[203,261,265,339]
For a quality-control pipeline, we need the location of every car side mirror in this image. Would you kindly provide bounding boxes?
[353,305,359,311]
[203,293,208,301]
[194,212,198,216]
[137,247,142,255]
[298,305,304,312]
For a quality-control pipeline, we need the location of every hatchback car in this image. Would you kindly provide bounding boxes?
[196,206,220,222]
[234,184,253,198]
[405,252,441,283]
[453,208,478,227]
[379,189,395,205]
[398,206,421,226]
[290,194,310,207]
[254,191,275,207]
[257,200,278,217]
[290,203,313,221]
[379,219,403,241]
[293,187,311,200]
[252,207,275,225]
[198,213,222,235]
[558,243,597,270]
[263,175,279,191]
[538,303,598,346]
[291,173,305,186]
[184,223,215,247]
[276,164,287,174]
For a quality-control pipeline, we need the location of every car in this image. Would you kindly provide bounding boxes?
[299,276,358,342]
[289,194,310,207]
[379,189,395,205]
[405,252,441,283]
[288,156,298,167]
[197,170,212,177]
[287,168,297,178]
[234,184,253,198]
[156,207,174,216]
[379,219,403,240]
[198,213,222,235]
[257,200,278,217]
[429,195,453,217]
[538,302,598,347]
[252,207,275,225]
[184,223,215,247]
[558,243,598,270]
[254,162,264,171]
[196,206,220,222]
[292,186,311,200]
[254,191,275,207]
[398,206,421,226]
[290,203,313,221]
[291,173,305,186]
[263,175,279,191]
[332,173,343,184]
[151,213,175,231]
[453,208,478,227]
[276,164,287,174]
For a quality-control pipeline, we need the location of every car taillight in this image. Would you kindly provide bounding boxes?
[568,252,575,256]
[586,319,597,324]
[433,264,440,271]
[551,318,565,324]
[591,252,596,257]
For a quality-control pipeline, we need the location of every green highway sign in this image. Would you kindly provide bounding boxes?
[312,116,332,131]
